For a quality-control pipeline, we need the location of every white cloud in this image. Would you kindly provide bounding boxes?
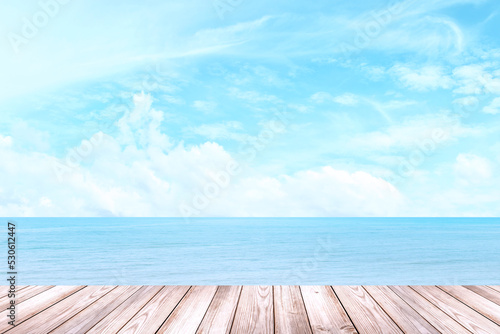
[483,97,500,114]
[310,92,359,105]
[0,135,12,147]
[0,133,406,217]
[452,63,500,95]
[0,93,407,217]
[162,95,185,105]
[2,92,500,217]
[191,16,273,48]
[192,100,217,113]
[338,112,487,157]
[454,153,493,185]
[116,92,172,151]
[187,121,246,141]
[10,120,50,152]
[453,96,479,107]
[228,87,282,104]
[310,92,332,103]
[391,65,454,91]
[332,93,359,106]
[203,167,406,217]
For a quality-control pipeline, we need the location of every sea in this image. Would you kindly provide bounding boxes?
[8,217,500,285]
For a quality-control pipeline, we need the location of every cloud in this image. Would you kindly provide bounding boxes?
[310,92,359,105]
[483,97,500,114]
[116,92,172,151]
[0,135,12,147]
[454,153,493,185]
[0,135,406,217]
[10,120,51,152]
[191,15,274,48]
[0,93,406,217]
[452,63,500,95]
[202,166,406,217]
[186,121,246,141]
[340,112,484,155]
[192,100,217,113]
[390,65,454,91]
[228,87,282,104]
[453,96,479,107]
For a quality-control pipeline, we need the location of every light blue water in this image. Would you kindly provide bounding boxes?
[7,218,500,285]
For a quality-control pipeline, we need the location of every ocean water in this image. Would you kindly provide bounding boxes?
[8,218,500,285]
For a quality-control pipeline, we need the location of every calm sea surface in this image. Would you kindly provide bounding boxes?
[9,218,500,285]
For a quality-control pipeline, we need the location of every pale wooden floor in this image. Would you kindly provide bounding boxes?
[2,285,500,333]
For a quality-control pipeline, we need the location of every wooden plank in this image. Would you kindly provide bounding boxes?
[197,286,242,334]
[157,285,218,334]
[0,285,54,308]
[87,285,163,334]
[300,285,357,334]
[0,286,28,292]
[230,286,273,334]
[13,285,54,304]
[6,286,115,334]
[5,285,500,333]
[0,285,84,333]
[465,286,500,306]
[389,286,470,334]
[2,285,28,292]
[0,285,30,304]
[274,286,312,334]
[440,286,500,325]
[489,286,500,293]
[50,285,141,334]
[117,285,190,334]
[412,286,500,334]
[333,286,402,334]
[364,286,439,334]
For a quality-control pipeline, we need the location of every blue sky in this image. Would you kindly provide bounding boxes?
[0,0,499,216]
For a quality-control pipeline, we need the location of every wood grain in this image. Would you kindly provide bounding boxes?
[439,285,500,325]
[333,286,402,334]
[300,285,357,334]
[0,285,84,333]
[197,286,242,334]
[230,286,273,334]
[488,286,500,293]
[412,286,500,334]
[364,285,438,334]
[464,285,500,306]
[0,285,54,308]
[86,285,163,334]
[8,285,500,333]
[50,285,141,334]
[117,285,190,334]
[274,285,312,334]
[157,285,218,334]
[6,285,115,334]
[390,286,470,334]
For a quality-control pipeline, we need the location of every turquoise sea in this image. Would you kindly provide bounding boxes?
[9,218,500,285]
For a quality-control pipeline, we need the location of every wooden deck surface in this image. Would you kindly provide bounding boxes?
[2,285,500,333]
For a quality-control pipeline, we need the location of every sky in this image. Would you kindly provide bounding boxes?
[0,0,499,216]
